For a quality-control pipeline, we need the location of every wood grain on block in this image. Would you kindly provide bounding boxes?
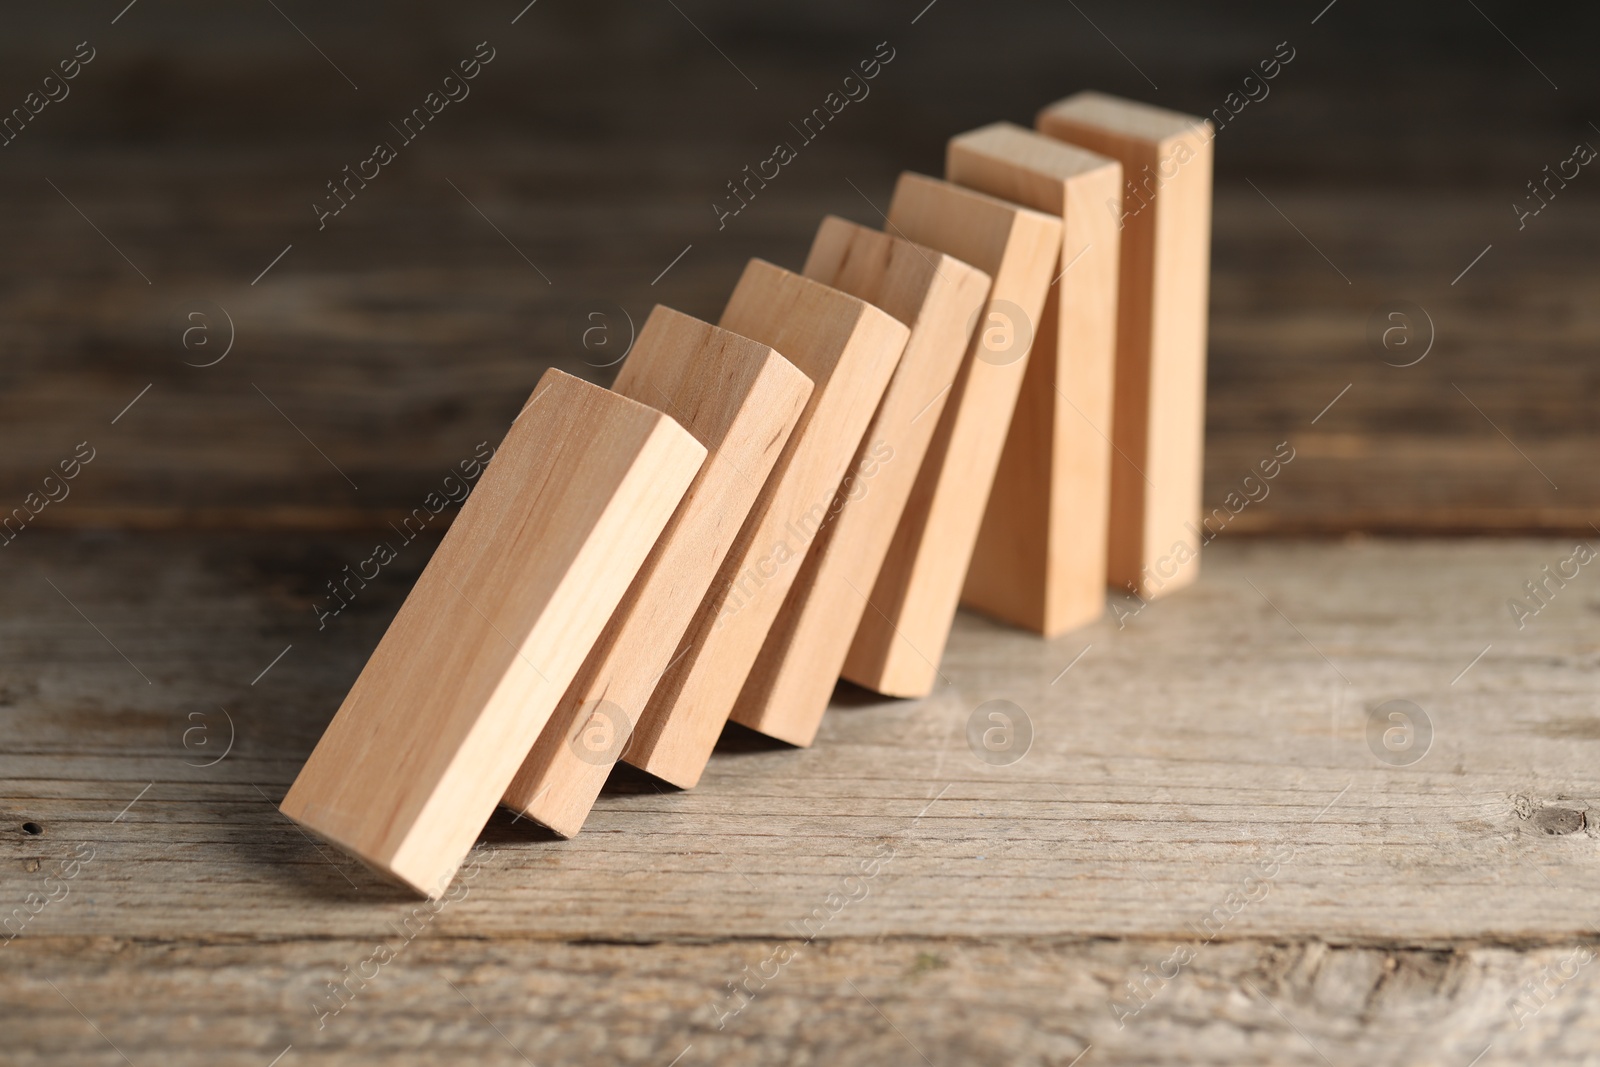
[279,369,705,896]
[947,122,1122,636]
[842,174,1061,698]
[730,217,991,746]
[1037,92,1214,600]
[501,308,812,837]
[626,259,910,787]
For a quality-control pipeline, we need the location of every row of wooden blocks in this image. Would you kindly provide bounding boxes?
[281,91,1214,897]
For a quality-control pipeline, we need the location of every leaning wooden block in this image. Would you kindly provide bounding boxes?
[842,174,1061,698]
[948,122,1122,636]
[730,216,990,746]
[1037,92,1214,599]
[626,259,910,787]
[501,307,812,837]
[280,369,705,896]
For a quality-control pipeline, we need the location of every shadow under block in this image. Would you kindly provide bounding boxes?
[501,307,812,837]
[280,369,706,896]
[730,216,991,747]
[841,174,1061,698]
[1036,92,1214,600]
[947,122,1123,636]
[626,259,910,787]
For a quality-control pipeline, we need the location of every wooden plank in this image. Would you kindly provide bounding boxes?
[624,259,910,787]
[9,935,1600,1067]
[1037,92,1214,599]
[502,307,812,837]
[841,174,1061,697]
[947,122,1123,636]
[728,217,991,746]
[279,369,706,896]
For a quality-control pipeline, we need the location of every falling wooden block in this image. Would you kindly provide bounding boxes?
[947,122,1122,636]
[1037,92,1214,599]
[625,259,910,787]
[841,174,1061,698]
[729,217,991,746]
[280,369,706,896]
[501,307,812,837]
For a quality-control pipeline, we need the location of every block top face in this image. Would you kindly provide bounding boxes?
[617,305,796,447]
[950,121,1119,186]
[720,258,909,381]
[1039,91,1210,145]
[803,215,991,330]
[886,172,1062,279]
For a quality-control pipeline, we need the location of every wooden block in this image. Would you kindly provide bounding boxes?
[841,174,1061,698]
[729,217,991,746]
[280,369,705,896]
[947,122,1123,636]
[625,259,910,787]
[1036,92,1214,599]
[501,307,812,837]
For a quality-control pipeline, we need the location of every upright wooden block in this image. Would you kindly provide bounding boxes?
[947,122,1122,636]
[280,369,705,896]
[729,217,991,747]
[1037,92,1214,599]
[841,174,1061,698]
[626,260,910,787]
[501,307,812,837]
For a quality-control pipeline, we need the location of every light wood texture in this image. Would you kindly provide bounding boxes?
[7,535,1600,1065]
[502,308,812,837]
[1038,92,1215,600]
[842,174,1062,697]
[624,260,909,787]
[280,370,706,895]
[729,217,991,747]
[948,122,1123,636]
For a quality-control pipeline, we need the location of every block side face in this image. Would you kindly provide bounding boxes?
[953,134,1120,633]
[503,341,812,828]
[960,283,1056,633]
[1140,129,1213,600]
[844,191,1059,695]
[1042,160,1124,631]
[733,233,990,740]
[1038,111,1167,593]
[628,268,910,784]
[392,410,704,889]
[281,371,697,887]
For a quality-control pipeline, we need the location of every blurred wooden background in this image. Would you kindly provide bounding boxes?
[0,0,1594,537]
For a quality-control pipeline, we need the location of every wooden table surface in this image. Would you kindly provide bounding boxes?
[6,534,1600,1065]
[1,1,1597,1063]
